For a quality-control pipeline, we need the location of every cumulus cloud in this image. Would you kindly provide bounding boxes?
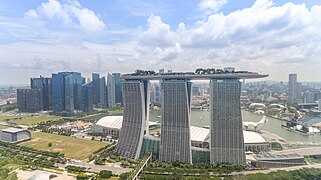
[27,0,105,32]
[135,0,321,80]
[198,0,227,13]
[2,0,321,83]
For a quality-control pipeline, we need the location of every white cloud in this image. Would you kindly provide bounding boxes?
[2,0,321,83]
[29,0,105,32]
[135,0,321,81]
[198,0,227,13]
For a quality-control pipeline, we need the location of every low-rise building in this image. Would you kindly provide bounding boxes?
[0,127,31,143]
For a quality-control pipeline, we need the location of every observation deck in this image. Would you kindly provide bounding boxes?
[122,71,269,80]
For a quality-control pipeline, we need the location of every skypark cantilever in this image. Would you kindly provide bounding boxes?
[121,72,268,80]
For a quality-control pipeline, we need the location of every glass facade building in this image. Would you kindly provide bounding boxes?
[17,89,43,113]
[112,73,122,105]
[107,73,116,108]
[51,72,82,116]
[30,76,51,110]
[82,82,93,112]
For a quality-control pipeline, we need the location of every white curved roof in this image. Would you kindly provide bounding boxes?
[97,116,267,144]
[96,116,123,129]
[243,131,267,144]
[96,116,158,129]
[190,126,209,142]
[249,103,266,109]
[267,103,285,109]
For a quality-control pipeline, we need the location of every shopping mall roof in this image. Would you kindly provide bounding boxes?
[243,131,267,144]
[96,116,123,129]
[190,126,209,142]
[97,116,267,144]
[96,116,158,129]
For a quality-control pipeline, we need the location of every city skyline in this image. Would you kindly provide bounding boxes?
[1,0,321,84]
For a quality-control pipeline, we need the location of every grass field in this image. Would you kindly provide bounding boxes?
[108,109,123,116]
[19,131,106,160]
[14,116,62,125]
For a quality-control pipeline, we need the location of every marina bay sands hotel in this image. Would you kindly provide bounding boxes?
[114,68,268,165]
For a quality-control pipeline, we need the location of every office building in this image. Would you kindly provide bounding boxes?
[159,79,192,163]
[107,73,116,108]
[209,79,245,165]
[114,80,149,159]
[92,73,100,106]
[112,73,122,105]
[51,72,82,116]
[99,77,107,107]
[30,76,51,110]
[151,83,161,105]
[17,89,43,113]
[82,82,93,112]
[303,91,315,103]
[288,74,298,104]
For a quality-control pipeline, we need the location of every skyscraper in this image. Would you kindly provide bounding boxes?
[210,79,245,165]
[30,76,51,110]
[99,77,107,107]
[288,74,297,104]
[159,79,192,163]
[112,73,122,105]
[17,89,43,113]
[114,80,149,159]
[92,73,100,106]
[107,73,115,108]
[82,82,93,112]
[51,72,82,116]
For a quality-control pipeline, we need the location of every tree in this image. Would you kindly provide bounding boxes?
[76,172,88,180]
[99,170,112,178]
[48,142,52,147]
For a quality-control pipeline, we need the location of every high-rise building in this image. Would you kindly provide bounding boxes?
[99,77,107,107]
[112,73,122,105]
[107,73,115,108]
[92,73,100,106]
[17,89,43,113]
[297,82,302,102]
[51,72,82,116]
[288,74,298,104]
[159,79,192,163]
[30,76,51,110]
[150,83,161,105]
[210,79,245,165]
[303,91,315,103]
[114,80,149,159]
[82,82,93,112]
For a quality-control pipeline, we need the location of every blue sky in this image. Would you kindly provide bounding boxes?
[0,0,321,84]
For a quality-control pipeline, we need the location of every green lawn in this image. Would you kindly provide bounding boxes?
[108,109,123,116]
[14,116,62,125]
[19,131,106,160]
